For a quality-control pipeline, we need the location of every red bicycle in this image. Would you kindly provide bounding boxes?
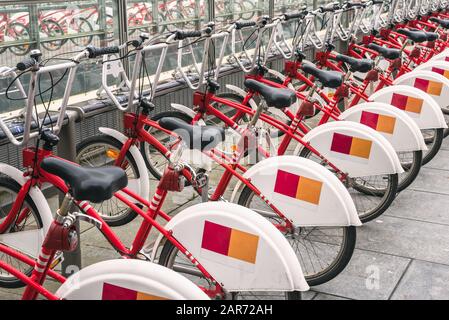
[0,48,308,299]
[139,19,403,223]
[0,152,210,300]
[237,4,444,191]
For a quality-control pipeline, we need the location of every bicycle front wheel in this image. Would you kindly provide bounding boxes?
[6,22,31,56]
[40,20,65,51]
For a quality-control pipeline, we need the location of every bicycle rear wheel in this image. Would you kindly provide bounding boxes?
[158,241,301,300]
[396,150,422,192]
[237,185,356,286]
[299,147,398,223]
[422,128,443,165]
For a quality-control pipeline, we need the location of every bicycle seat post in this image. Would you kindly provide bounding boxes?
[58,194,74,220]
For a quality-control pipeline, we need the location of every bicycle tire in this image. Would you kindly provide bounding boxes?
[397,150,422,192]
[141,111,194,180]
[40,19,65,51]
[6,22,31,56]
[158,240,302,300]
[422,128,443,165]
[237,185,357,286]
[69,17,94,47]
[299,147,398,223]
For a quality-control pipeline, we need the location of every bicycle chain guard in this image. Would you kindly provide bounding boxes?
[298,100,315,116]
[410,46,421,58]
[365,69,380,82]
[42,220,78,252]
[158,166,185,192]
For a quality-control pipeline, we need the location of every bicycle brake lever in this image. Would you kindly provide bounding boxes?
[72,212,102,229]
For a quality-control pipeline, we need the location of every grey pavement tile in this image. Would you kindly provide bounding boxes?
[79,244,119,267]
[386,189,449,225]
[312,249,410,300]
[440,135,449,151]
[356,216,449,265]
[409,167,449,195]
[79,215,151,250]
[391,260,449,300]
[423,149,449,171]
[313,293,350,300]
[301,291,317,300]
[0,288,22,300]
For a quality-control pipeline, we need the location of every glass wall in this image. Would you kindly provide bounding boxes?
[0,0,340,114]
[0,0,118,113]
[215,0,268,26]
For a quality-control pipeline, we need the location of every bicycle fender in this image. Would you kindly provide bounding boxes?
[151,202,309,292]
[414,60,449,87]
[170,103,206,125]
[339,102,427,152]
[393,71,449,118]
[429,48,449,62]
[0,163,53,258]
[294,121,404,177]
[369,85,447,129]
[98,127,150,201]
[415,60,449,72]
[266,68,288,83]
[225,84,259,110]
[56,259,210,300]
[233,155,361,227]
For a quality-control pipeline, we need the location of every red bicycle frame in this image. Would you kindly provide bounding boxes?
[113,110,295,232]
[0,142,225,298]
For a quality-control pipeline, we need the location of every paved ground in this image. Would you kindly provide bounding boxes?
[1,137,449,300]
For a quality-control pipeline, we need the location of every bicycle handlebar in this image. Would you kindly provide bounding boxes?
[234,21,257,30]
[174,30,202,40]
[343,2,366,9]
[1,48,93,147]
[319,2,341,13]
[16,58,37,72]
[284,11,308,21]
[174,25,213,40]
[86,45,120,58]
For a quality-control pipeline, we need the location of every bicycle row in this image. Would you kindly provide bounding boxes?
[0,0,257,56]
[0,0,448,300]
